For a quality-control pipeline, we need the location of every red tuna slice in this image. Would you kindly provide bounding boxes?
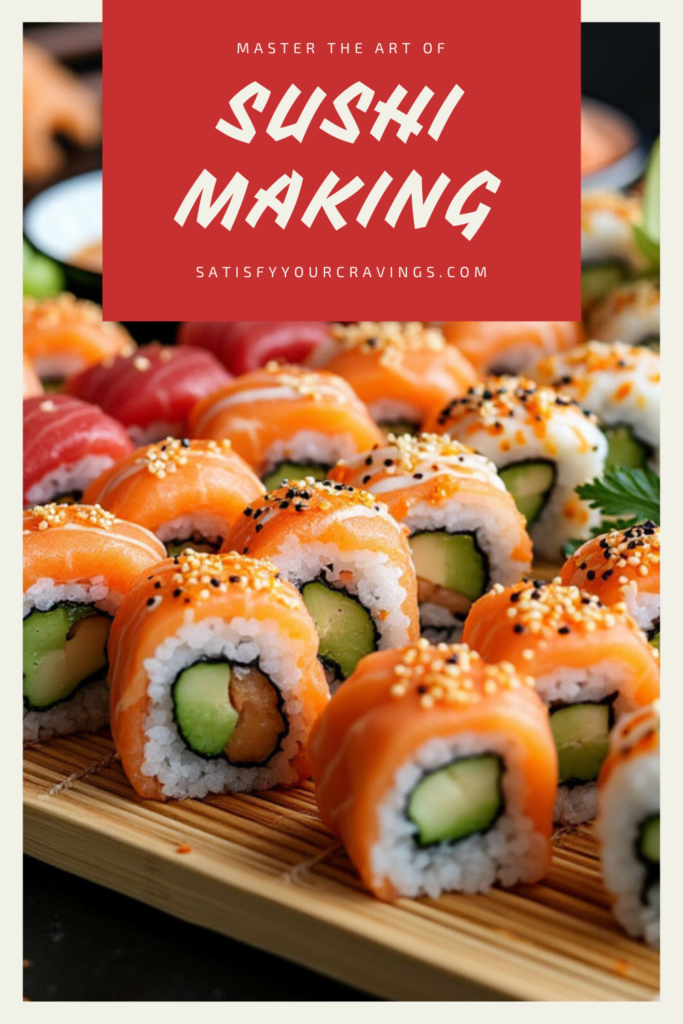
[177,321,331,376]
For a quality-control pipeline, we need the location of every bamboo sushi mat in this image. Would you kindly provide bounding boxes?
[23,732,660,1001]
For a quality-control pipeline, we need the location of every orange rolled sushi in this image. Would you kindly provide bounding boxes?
[310,321,477,434]
[463,580,660,824]
[224,479,419,689]
[23,294,135,388]
[84,437,265,556]
[109,552,329,801]
[188,363,383,489]
[23,503,166,743]
[441,321,584,376]
[23,352,43,398]
[560,523,660,649]
[310,640,557,901]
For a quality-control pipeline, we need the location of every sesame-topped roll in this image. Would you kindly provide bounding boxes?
[224,479,419,690]
[587,279,660,353]
[330,434,531,637]
[463,580,660,824]
[441,321,584,376]
[23,504,166,743]
[309,321,477,435]
[534,341,660,473]
[109,552,329,801]
[309,640,557,901]
[581,192,647,310]
[561,523,660,649]
[84,437,264,557]
[188,363,382,490]
[424,377,608,561]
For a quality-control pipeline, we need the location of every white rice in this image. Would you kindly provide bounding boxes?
[263,431,361,474]
[25,453,115,507]
[623,581,660,636]
[129,420,181,446]
[369,398,421,426]
[156,513,228,547]
[372,732,548,898]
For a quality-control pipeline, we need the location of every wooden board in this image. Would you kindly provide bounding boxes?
[23,732,659,1002]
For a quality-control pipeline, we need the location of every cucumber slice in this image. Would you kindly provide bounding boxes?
[262,461,328,491]
[604,424,651,470]
[408,755,503,847]
[649,631,660,651]
[581,262,627,308]
[410,531,488,602]
[172,661,238,757]
[549,701,613,784]
[638,814,660,865]
[499,460,555,524]
[378,420,420,437]
[23,603,111,711]
[639,336,660,353]
[301,580,377,680]
[165,537,222,557]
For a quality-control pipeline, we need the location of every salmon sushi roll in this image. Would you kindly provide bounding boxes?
[533,341,660,473]
[178,320,331,375]
[23,503,165,743]
[463,580,660,824]
[23,352,43,399]
[596,701,660,948]
[441,321,584,376]
[109,551,329,800]
[587,279,660,353]
[561,523,660,649]
[309,321,477,435]
[188,363,383,490]
[581,192,647,310]
[330,434,531,637]
[24,395,133,508]
[225,479,419,689]
[84,437,265,556]
[425,377,608,561]
[310,640,557,901]
[69,343,231,445]
[23,294,135,389]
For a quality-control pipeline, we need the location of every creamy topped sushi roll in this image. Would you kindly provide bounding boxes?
[587,279,660,352]
[534,341,660,472]
[189,363,383,490]
[442,321,584,376]
[224,479,419,689]
[84,437,265,556]
[424,377,608,561]
[581,192,647,310]
[309,321,477,435]
[561,523,660,649]
[463,580,660,824]
[330,434,531,636]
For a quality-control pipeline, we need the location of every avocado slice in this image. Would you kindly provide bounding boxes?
[499,460,556,524]
[604,424,651,470]
[378,420,420,437]
[301,580,377,680]
[581,262,627,308]
[262,461,328,491]
[172,661,238,757]
[549,701,613,784]
[649,631,660,651]
[410,531,488,602]
[165,537,222,557]
[408,754,503,847]
[638,814,660,865]
[23,602,111,711]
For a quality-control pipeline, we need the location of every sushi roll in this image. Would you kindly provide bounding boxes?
[108,551,329,800]
[441,321,585,376]
[224,479,419,689]
[69,343,232,445]
[596,701,660,949]
[83,437,265,556]
[329,434,532,637]
[309,321,477,435]
[561,522,660,650]
[188,363,383,490]
[177,320,331,375]
[424,377,608,561]
[23,395,133,508]
[23,294,135,389]
[581,192,646,310]
[23,503,166,743]
[533,341,660,473]
[23,352,43,399]
[309,640,557,901]
[586,279,660,353]
[462,580,660,824]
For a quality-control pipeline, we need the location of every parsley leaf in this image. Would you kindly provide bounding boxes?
[562,467,660,558]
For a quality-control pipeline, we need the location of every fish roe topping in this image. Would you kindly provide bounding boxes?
[580,191,641,230]
[153,550,299,609]
[330,321,446,366]
[23,294,135,349]
[434,376,594,431]
[140,437,231,479]
[262,362,348,403]
[389,640,535,708]
[590,279,660,323]
[495,579,634,644]
[538,341,659,385]
[25,503,117,531]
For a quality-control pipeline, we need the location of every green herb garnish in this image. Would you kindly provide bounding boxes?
[633,138,660,268]
[562,467,660,557]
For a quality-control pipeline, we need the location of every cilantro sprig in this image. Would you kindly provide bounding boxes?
[562,467,660,557]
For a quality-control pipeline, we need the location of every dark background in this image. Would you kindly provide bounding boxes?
[23,20,660,1002]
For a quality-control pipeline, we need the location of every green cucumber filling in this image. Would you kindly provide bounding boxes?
[581,262,628,307]
[410,530,489,605]
[637,814,660,901]
[262,461,328,492]
[379,420,420,437]
[648,617,660,651]
[604,424,652,470]
[638,336,660,353]
[172,659,286,765]
[499,460,556,525]
[549,700,615,785]
[23,602,112,711]
[301,579,377,681]
[408,754,503,847]
[165,535,223,558]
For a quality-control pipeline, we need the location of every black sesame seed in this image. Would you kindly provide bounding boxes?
[146,597,156,607]
[154,581,162,589]
[255,523,264,531]
[513,623,524,634]
[586,570,596,581]
[210,578,220,587]
[173,588,182,597]
[229,575,240,583]
[558,626,570,635]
